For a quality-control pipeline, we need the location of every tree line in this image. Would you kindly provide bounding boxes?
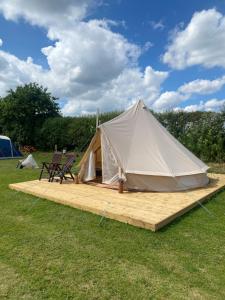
[0,83,224,162]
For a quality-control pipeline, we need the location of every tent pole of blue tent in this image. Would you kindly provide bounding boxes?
[9,139,14,158]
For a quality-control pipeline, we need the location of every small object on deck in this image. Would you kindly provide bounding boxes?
[75,175,79,184]
[118,179,124,193]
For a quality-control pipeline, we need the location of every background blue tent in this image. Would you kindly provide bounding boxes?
[0,135,22,159]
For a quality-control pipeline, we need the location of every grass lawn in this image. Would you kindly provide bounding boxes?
[1,153,225,299]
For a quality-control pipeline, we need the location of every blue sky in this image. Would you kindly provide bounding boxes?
[0,0,225,114]
[0,16,51,67]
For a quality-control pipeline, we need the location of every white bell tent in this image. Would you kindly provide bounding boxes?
[79,100,209,192]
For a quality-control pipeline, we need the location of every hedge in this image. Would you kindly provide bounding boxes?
[36,110,225,163]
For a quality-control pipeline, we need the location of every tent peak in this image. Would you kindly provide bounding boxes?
[136,99,147,110]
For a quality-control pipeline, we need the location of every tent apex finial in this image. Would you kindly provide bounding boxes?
[137,99,146,109]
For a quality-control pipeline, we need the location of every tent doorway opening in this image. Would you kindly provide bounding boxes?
[93,145,102,183]
[79,129,122,190]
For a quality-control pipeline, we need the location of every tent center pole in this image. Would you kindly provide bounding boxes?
[9,139,13,158]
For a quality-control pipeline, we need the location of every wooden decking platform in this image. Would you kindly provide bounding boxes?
[9,173,225,231]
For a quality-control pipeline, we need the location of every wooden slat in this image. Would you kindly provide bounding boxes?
[9,173,225,231]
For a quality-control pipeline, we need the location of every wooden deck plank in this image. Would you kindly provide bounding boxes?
[9,174,225,231]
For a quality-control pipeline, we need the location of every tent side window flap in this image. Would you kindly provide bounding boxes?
[78,100,209,192]
[0,135,22,159]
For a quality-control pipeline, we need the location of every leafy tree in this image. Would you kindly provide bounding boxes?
[0,83,60,146]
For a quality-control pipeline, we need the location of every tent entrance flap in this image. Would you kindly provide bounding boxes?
[82,131,103,182]
[81,130,120,184]
[83,151,96,181]
[101,131,119,185]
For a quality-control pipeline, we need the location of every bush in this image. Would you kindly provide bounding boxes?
[37,110,225,163]
[156,111,225,162]
[38,111,121,152]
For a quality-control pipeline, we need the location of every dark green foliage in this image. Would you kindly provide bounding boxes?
[38,109,224,162]
[0,83,60,146]
[39,111,121,151]
[39,117,72,151]
[69,111,121,151]
[156,111,225,162]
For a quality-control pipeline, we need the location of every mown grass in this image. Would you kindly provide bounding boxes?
[1,153,225,299]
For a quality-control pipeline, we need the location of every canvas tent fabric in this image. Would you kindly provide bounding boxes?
[19,154,38,169]
[79,100,209,192]
[0,135,22,159]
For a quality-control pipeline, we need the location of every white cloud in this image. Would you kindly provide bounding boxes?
[62,66,168,115]
[0,0,167,114]
[143,41,154,52]
[178,76,225,95]
[204,98,225,110]
[1,2,224,115]
[150,20,165,30]
[177,99,225,112]
[163,9,225,69]
[0,50,47,97]
[143,66,168,90]
[43,19,141,90]
[0,0,95,28]
[0,38,2,47]
[153,75,225,111]
[153,91,188,110]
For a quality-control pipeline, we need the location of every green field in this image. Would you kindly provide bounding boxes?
[1,153,225,299]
